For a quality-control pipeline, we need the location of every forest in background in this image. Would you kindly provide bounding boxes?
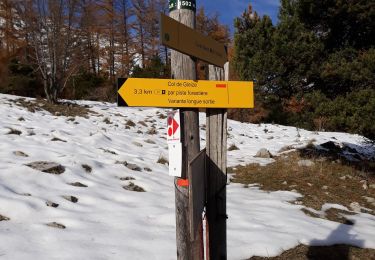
[1,0,374,140]
[233,0,375,140]
[0,0,229,102]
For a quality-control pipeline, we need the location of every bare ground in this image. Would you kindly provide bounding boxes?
[232,149,375,259]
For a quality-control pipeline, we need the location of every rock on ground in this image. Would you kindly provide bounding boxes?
[13,151,29,157]
[255,148,273,158]
[25,161,65,174]
[123,182,145,192]
[298,160,315,167]
[46,222,66,229]
[0,214,10,221]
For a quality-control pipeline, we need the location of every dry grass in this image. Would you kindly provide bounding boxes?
[103,117,111,124]
[7,128,22,135]
[123,182,145,192]
[81,164,92,173]
[232,151,375,216]
[13,98,95,118]
[138,121,148,127]
[126,120,136,127]
[157,156,169,165]
[228,144,240,151]
[249,244,375,260]
[147,128,158,135]
[158,113,167,119]
[233,148,375,259]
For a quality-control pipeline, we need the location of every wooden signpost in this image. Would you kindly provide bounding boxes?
[169,2,202,259]
[117,1,254,259]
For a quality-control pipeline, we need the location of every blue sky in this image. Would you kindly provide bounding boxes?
[198,0,280,33]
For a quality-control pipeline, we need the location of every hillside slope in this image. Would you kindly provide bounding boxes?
[0,94,374,259]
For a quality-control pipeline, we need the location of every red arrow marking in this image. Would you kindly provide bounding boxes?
[172,119,179,135]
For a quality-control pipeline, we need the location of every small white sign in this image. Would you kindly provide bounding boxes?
[168,142,182,177]
[167,110,181,143]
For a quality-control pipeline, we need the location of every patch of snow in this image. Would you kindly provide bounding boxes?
[0,94,374,259]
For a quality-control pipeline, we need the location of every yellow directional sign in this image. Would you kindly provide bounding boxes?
[117,78,254,108]
[161,14,228,67]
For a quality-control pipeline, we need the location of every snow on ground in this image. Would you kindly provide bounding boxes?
[0,93,374,259]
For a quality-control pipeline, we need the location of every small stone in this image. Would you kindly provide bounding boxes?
[62,196,78,203]
[278,145,294,153]
[119,176,135,181]
[7,128,22,135]
[0,214,10,221]
[123,182,145,192]
[147,128,158,135]
[144,167,152,172]
[144,139,156,144]
[282,181,288,185]
[25,161,65,174]
[46,201,59,208]
[254,148,273,158]
[46,222,66,229]
[81,164,92,173]
[69,182,88,188]
[132,141,143,147]
[349,202,361,213]
[322,186,328,190]
[228,144,239,151]
[363,196,375,204]
[13,151,29,157]
[298,160,315,167]
[339,176,346,180]
[126,163,142,172]
[51,137,67,142]
[360,180,368,190]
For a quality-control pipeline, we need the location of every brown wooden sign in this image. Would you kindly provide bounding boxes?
[160,14,228,67]
[188,148,206,240]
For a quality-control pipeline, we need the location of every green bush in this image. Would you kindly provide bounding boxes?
[132,55,170,79]
[296,89,375,140]
[70,70,105,100]
[0,59,40,97]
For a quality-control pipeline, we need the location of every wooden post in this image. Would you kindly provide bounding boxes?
[170,3,203,260]
[206,63,229,260]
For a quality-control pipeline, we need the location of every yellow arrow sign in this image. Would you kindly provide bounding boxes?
[117,78,254,108]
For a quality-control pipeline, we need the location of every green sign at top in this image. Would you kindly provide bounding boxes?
[169,0,196,12]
